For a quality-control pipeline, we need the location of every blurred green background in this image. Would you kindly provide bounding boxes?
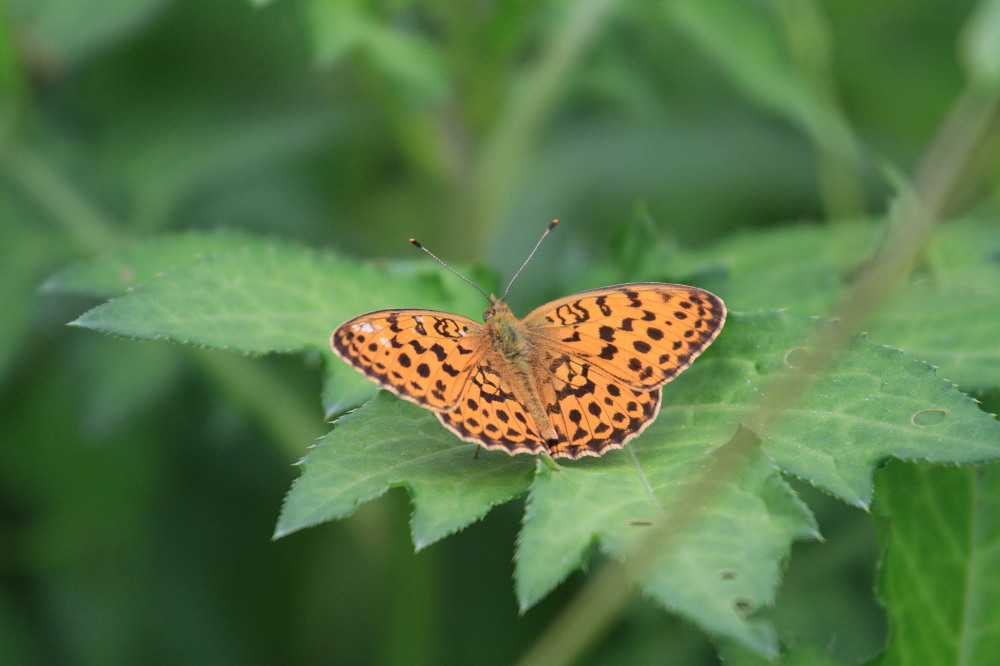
[1,0,993,663]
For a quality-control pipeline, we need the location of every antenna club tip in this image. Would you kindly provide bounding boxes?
[549,219,559,229]
[409,238,422,248]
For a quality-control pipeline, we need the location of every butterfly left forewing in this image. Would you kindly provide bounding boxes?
[332,309,487,410]
[523,283,726,390]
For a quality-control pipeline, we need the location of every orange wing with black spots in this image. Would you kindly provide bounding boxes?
[523,283,727,390]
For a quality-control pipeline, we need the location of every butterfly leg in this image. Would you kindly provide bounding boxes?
[538,452,561,472]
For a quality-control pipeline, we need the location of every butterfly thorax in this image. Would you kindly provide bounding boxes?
[483,297,530,361]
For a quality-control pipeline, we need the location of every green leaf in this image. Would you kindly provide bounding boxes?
[518,445,814,655]
[64,233,486,410]
[61,230,1000,655]
[275,392,535,548]
[731,312,1000,506]
[873,460,1000,664]
[68,234,485,355]
[682,217,1000,390]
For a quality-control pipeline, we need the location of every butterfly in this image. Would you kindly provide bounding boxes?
[331,223,726,459]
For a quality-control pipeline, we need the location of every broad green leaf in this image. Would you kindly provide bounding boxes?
[69,235,485,354]
[681,218,1000,390]
[65,234,487,410]
[275,391,535,548]
[873,461,1000,664]
[730,312,1000,505]
[518,445,814,656]
[61,230,1000,655]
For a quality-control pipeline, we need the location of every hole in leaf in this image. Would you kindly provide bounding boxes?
[783,347,811,369]
[718,569,739,580]
[732,597,754,619]
[911,409,946,426]
[627,519,654,526]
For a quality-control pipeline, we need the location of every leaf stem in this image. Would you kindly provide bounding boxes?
[1,143,119,253]
[460,0,620,246]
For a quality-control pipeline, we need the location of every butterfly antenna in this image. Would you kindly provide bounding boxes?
[409,238,490,301]
[501,219,558,300]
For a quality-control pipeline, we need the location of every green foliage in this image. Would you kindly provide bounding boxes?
[65,233,483,353]
[5,0,1000,663]
[62,229,1000,655]
[874,461,1000,664]
[681,219,1000,390]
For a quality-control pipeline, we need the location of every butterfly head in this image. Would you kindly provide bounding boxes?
[482,294,512,323]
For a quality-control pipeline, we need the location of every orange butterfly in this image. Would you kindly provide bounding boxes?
[332,222,725,459]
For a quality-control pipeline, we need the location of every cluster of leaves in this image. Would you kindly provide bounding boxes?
[52,213,1000,659]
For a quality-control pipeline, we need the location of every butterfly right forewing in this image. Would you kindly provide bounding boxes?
[524,283,726,390]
